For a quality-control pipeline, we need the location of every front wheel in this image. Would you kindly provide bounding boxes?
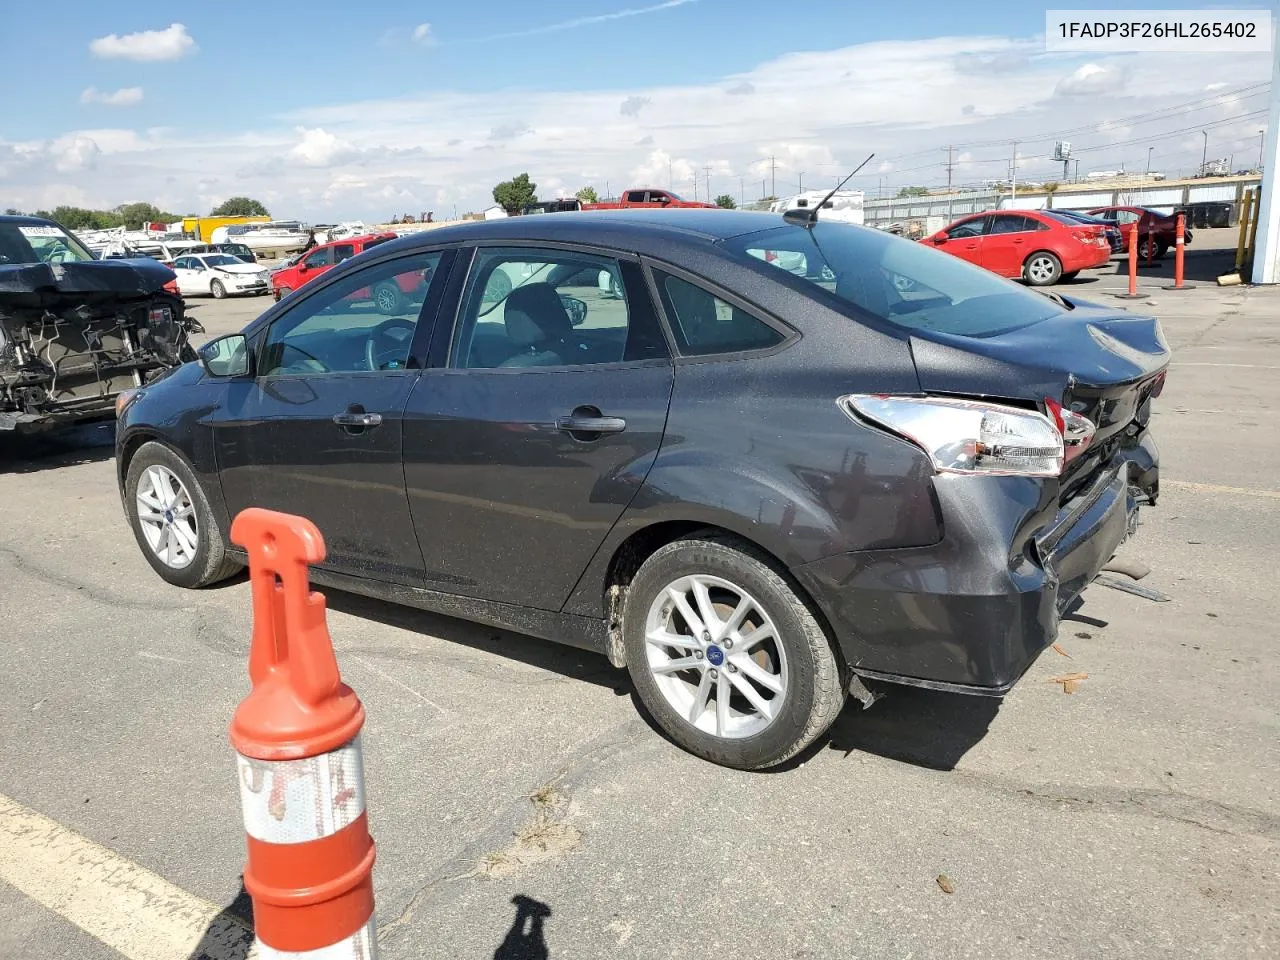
[1023,251,1062,286]
[622,534,846,770]
[210,279,227,299]
[124,441,240,588]
[373,281,404,313]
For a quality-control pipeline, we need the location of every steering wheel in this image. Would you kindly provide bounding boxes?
[365,317,417,371]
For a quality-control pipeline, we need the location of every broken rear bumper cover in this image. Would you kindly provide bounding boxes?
[792,434,1159,695]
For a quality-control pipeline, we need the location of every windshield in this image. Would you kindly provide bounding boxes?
[202,254,243,267]
[722,223,1065,337]
[0,222,95,265]
[220,244,254,257]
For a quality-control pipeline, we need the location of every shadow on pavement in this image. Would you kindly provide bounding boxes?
[494,895,552,960]
[0,421,115,474]
[186,879,254,960]
[819,686,1001,771]
[323,588,629,693]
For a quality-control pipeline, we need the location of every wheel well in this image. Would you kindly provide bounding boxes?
[600,521,843,677]
[1023,249,1060,266]
[117,431,158,482]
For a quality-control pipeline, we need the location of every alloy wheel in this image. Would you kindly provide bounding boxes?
[375,285,399,312]
[644,574,789,739]
[1027,255,1057,284]
[135,465,199,569]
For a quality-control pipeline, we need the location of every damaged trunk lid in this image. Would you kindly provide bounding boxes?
[1,248,201,434]
[908,298,1170,499]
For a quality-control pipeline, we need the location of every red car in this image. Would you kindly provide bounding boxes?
[924,210,1112,286]
[272,233,399,303]
[1087,206,1193,260]
[582,187,718,210]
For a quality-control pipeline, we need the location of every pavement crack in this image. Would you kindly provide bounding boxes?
[0,543,189,613]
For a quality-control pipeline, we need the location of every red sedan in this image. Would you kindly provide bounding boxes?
[1087,206,1192,260]
[924,210,1113,286]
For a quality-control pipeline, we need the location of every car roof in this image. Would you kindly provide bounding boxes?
[0,214,62,227]
[368,209,792,258]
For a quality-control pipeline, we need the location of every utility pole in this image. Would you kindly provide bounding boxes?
[606,180,611,201]
[1201,130,1208,176]
[1260,129,1267,170]
[798,171,804,193]
[740,175,744,206]
[1010,141,1018,202]
[704,165,712,203]
[692,176,699,202]
[770,155,776,199]
[761,178,766,200]
[944,145,954,222]
[1146,146,1154,175]
[1074,159,1080,181]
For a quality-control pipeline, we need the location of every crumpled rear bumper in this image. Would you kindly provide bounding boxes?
[793,435,1158,695]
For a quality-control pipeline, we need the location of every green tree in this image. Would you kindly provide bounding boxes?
[575,186,599,204]
[46,206,123,230]
[493,173,537,215]
[114,202,178,230]
[3,208,21,216]
[210,196,270,217]
[714,194,736,209]
[895,186,930,198]
[1044,182,1060,195]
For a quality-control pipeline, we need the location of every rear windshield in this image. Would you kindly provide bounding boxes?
[0,221,94,265]
[721,222,1065,337]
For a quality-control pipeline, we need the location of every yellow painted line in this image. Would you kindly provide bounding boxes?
[0,794,257,960]
[1164,479,1280,500]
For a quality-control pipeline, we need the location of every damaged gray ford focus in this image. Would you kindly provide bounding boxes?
[116,209,1168,770]
[0,215,201,436]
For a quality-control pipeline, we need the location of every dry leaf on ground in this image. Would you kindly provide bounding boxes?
[936,874,955,894]
[1052,643,1073,658]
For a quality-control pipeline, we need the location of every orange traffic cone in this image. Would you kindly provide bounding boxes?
[229,508,377,959]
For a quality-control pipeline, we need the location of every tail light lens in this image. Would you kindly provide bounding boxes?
[844,395,1065,477]
[1043,397,1096,464]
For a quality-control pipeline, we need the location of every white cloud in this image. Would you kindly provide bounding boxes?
[8,31,1271,219]
[89,23,196,61]
[1055,62,1127,97]
[412,23,435,44]
[80,87,144,107]
[620,96,650,117]
[289,127,359,167]
[471,0,696,41]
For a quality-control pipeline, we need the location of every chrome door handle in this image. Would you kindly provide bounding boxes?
[332,412,382,427]
[556,415,626,435]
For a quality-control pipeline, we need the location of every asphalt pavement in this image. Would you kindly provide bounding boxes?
[1,257,1277,959]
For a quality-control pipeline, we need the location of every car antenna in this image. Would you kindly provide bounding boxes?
[783,153,875,227]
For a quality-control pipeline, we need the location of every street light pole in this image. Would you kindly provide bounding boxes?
[1260,129,1267,170]
[1146,146,1153,175]
[1201,130,1208,175]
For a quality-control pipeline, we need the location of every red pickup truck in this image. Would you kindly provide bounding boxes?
[583,188,717,210]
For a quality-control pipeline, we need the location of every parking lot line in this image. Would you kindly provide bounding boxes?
[1164,479,1280,500]
[0,794,256,960]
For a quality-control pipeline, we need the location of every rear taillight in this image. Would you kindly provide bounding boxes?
[1043,397,1096,465]
[842,395,1066,477]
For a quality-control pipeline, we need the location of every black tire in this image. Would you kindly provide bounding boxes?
[1060,270,1079,281]
[622,533,846,770]
[124,441,240,589]
[1023,251,1062,286]
[373,281,404,313]
[210,279,227,299]
[1156,242,1169,260]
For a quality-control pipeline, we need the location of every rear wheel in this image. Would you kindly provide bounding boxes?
[1023,251,1062,286]
[622,534,845,770]
[124,441,240,589]
[373,281,404,313]
[210,279,227,299]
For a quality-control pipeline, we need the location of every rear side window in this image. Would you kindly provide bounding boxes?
[653,271,785,356]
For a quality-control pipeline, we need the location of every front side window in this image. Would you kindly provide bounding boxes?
[946,218,986,239]
[304,247,334,268]
[453,248,663,369]
[723,222,1066,338]
[654,272,786,356]
[1114,209,1140,224]
[259,252,442,375]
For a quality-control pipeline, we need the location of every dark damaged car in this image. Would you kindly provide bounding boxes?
[115,210,1169,770]
[0,215,201,435]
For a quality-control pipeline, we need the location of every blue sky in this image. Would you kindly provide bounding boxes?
[1,1,1273,218]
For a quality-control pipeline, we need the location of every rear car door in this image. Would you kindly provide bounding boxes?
[402,245,674,609]
[981,214,1038,277]
[212,249,452,583]
[932,216,988,266]
[171,257,199,294]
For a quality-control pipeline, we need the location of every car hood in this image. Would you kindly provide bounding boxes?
[0,257,176,305]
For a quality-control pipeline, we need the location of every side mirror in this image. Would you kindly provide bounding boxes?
[559,295,588,327]
[198,334,250,378]
[931,236,947,244]
[298,261,310,272]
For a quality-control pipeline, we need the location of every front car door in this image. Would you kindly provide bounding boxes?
[212,248,453,583]
[297,245,335,287]
[931,216,988,266]
[402,244,674,609]
[171,257,198,294]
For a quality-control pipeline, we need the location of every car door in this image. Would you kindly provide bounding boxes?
[980,214,1038,277]
[171,257,197,294]
[1112,208,1140,247]
[212,248,453,584]
[401,245,674,610]
[930,216,988,265]
[297,245,335,287]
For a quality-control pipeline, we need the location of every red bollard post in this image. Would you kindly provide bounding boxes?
[229,508,378,960]
[1164,213,1189,291]
[1114,221,1144,298]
